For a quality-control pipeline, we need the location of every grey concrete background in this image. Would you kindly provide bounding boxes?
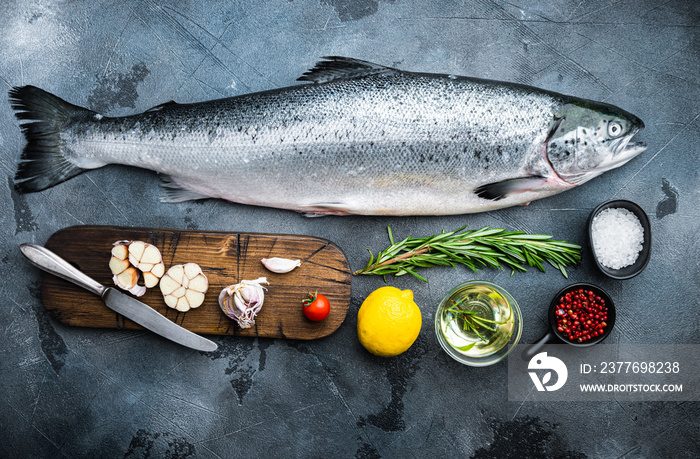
[1,1,698,457]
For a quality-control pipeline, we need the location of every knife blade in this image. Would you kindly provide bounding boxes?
[19,243,218,352]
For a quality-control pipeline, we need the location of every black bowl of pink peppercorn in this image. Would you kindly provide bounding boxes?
[549,283,615,346]
[522,283,615,361]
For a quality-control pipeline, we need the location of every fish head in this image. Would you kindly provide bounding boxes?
[546,100,646,186]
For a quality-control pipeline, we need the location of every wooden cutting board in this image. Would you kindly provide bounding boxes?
[40,226,351,340]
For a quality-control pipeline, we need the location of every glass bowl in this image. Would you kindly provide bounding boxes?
[435,281,522,366]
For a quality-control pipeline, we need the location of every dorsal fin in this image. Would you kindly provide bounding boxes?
[145,100,178,113]
[297,56,396,84]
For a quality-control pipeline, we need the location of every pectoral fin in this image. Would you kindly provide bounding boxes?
[474,176,547,201]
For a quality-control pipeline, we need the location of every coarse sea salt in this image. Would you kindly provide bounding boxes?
[591,208,644,270]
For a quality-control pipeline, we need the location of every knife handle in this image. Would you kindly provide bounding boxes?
[20,243,106,297]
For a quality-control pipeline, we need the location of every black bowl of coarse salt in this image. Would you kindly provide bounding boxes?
[588,199,651,280]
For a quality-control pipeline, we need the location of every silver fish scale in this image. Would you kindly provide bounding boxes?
[67,72,562,215]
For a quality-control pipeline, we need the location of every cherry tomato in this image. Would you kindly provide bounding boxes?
[302,292,330,321]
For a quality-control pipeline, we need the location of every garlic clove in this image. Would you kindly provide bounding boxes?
[128,253,138,267]
[238,286,254,303]
[261,257,301,273]
[109,256,130,275]
[111,244,128,260]
[183,263,200,279]
[185,290,205,308]
[176,297,190,312]
[233,294,248,313]
[138,262,154,273]
[168,265,185,285]
[128,241,146,260]
[143,271,160,289]
[164,294,178,309]
[159,275,180,295]
[114,267,139,290]
[141,244,163,264]
[151,262,165,278]
[187,274,209,293]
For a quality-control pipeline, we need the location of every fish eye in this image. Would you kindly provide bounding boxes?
[607,121,623,138]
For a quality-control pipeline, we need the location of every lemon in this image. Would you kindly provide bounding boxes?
[357,286,422,357]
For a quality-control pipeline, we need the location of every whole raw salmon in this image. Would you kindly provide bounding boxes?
[10,57,646,216]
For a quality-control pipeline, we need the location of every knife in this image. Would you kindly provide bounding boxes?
[19,243,218,352]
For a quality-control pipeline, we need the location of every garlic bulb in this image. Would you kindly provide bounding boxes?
[218,277,269,329]
[159,263,209,312]
[261,257,301,273]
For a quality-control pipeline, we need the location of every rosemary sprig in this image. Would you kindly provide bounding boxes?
[448,310,504,341]
[446,296,507,347]
[353,225,581,281]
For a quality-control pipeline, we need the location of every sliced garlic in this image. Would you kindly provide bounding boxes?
[261,257,301,273]
[125,240,166,288]
[109,240,166,295]
[218,277,268,329]
[160,263,209,312]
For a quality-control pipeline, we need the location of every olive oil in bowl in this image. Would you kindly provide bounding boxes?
[435,281,522,366]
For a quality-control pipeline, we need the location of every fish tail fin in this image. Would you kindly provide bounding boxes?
[9,85,93,192]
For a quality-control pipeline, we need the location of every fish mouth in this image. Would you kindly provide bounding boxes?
[608,133,647,169]
[618,140,647,163]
